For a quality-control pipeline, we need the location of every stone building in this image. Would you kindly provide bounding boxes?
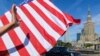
[77,8,100,50]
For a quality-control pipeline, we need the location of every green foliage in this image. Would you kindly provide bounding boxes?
[64,42,72,48]
[84,43,93,48]
[98,42,100,45]
[56,40,72,48]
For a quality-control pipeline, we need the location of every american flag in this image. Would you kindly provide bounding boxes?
[0,0,80,56]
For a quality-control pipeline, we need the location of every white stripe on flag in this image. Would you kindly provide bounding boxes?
[16,6,53,51]
[23,3,60,41]
[44,0,71,24]
[33,1,66,31]
[5,11,40,56]
[0,20,20,56]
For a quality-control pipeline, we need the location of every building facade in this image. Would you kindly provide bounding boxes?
[77,8,100,50]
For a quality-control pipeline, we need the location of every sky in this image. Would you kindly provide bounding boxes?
[0,0,100,42]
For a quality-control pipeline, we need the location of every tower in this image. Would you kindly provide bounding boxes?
[77,7,100,50]
[83,7,95,42]
[79,7,97,43]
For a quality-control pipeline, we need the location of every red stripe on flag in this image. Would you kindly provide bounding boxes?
[1,15,30,56]
[0,16,9,56]
[17,14,47,54]
[20,5,57,46]
[64,13,80,24]
[29,2,64,35]
[38,0,67,25]
[0,38,9,56]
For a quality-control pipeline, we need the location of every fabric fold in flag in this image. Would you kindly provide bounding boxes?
[0,0,80,56]
[64,13,80,26]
